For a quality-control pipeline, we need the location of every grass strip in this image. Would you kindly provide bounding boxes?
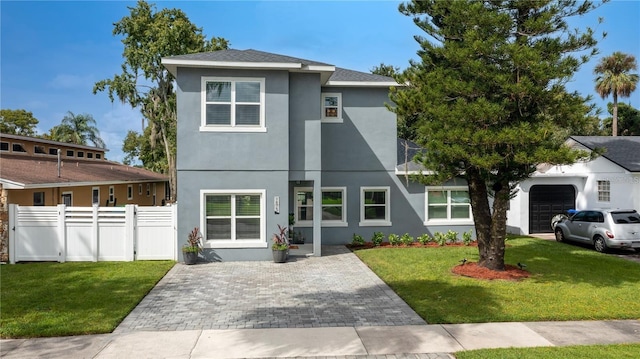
[0,261,175,338]
[355,237,640,323]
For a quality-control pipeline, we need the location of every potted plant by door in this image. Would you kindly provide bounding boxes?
[182,227,203,265]
[272,224,289,263]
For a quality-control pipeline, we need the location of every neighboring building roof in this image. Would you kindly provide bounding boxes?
[162,49,399,87]
[1,132,108,153]
[1,154,168,189]
[569,136,640,172]
[0,134,167,189]
[396,138,427,174]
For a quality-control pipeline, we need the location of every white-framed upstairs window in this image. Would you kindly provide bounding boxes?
[127,185,133,200]
[108,186,115,204]
[294,187,347,227]
[321,92,342,123]
[201,77,266,132]
[200,189,267,248]
[425,186,473,225]
[360,186,391,226]
[61,192,73,206]
[597,180,610,202]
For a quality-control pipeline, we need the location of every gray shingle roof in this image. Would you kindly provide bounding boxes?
[163,49,398,85]
[396,138,426,172]
[571,136,640,172]
[329,67,395,83]
[165,49,333,67]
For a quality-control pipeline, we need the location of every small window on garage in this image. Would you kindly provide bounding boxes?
[34,145,46,154]
[66,150,74,157]
[87,152,94,159]
[77,151,84,158]
[49,148,59,155]
[0,142,9,151]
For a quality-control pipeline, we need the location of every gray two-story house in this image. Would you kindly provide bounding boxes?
[162,49,473,261]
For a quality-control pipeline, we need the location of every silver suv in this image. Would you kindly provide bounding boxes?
[553,209,640,253]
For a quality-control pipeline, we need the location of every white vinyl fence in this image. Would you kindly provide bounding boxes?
[8,204,177,263]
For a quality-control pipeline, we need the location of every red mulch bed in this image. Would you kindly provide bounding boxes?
[452,262,530,281]
[347,242,478,250]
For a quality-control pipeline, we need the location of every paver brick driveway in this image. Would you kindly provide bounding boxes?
[115,246,426,332]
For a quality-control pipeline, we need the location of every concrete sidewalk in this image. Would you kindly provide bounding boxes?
[2,320,639,358]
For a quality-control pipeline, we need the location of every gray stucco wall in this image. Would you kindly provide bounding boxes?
[175,67,291,261]
[321,87,396,171]
[289,73,321,176]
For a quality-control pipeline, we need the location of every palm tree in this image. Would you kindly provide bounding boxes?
[594,52,639,136]
[50,111,106,148]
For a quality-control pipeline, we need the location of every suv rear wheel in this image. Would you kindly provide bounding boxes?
[593,235,608,253]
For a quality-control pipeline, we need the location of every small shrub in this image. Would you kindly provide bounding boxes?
[388,233,401,246]
[445,230,458,244]
[417,233,433,245]
[401,233,414,246]
[352,233,365,246]
[434,232,447,246]
[371,231,385,246]
[462,230,474,245]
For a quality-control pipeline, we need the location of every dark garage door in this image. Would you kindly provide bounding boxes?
[529,185,576,233]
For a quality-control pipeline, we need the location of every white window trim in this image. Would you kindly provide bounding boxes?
[321,92,343,123]
[92,187,100,205]
[146,184,150,197]
[127,185,133,200]
[597,180,611,203]
[139,184,143,195]
[294,186,348,227]
[359,186,392,227]
[108,186,115,204]
[200,77,266,132]
[200,189,267,249]
[424,186,474,225]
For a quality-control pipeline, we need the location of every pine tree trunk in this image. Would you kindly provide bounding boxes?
[467,169,507,271]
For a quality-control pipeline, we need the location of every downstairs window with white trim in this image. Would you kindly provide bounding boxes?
[201,190,266,248]
[425,187,473,225]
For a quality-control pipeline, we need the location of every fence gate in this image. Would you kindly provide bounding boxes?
[8,204,177,263]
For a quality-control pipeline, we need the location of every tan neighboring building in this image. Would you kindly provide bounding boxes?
[0,133,170,261]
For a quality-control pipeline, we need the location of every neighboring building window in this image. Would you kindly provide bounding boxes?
[321,93,342,122]
[92,187,100,205]
[33,192,45,206]
[12,143,26,152]
[139,184,143,195]
[34,145,46,154]
[360,187,391,226]
[49,148,59,155]
[0,142,8,151]
[201,190,266,248]
[77,151,84,158]
[146,184,150,197]
[425,187,473,224]
[96,153,102,159]
[597,180,610,202]
[87,152,94,159]
[109,186,115,204]
[294,187,347,226]
[201,77,265,132]
[61,192,72,206]
[66,150,74,157]
[127,185,133,200]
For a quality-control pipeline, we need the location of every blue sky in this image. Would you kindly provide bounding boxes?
[2,0,639,163]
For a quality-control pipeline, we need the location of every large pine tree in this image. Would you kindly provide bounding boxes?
[392,0,602,270]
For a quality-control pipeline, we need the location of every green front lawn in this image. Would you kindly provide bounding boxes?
[355,237,640,324]
[0,261,175,338]
[455,344,640,359]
